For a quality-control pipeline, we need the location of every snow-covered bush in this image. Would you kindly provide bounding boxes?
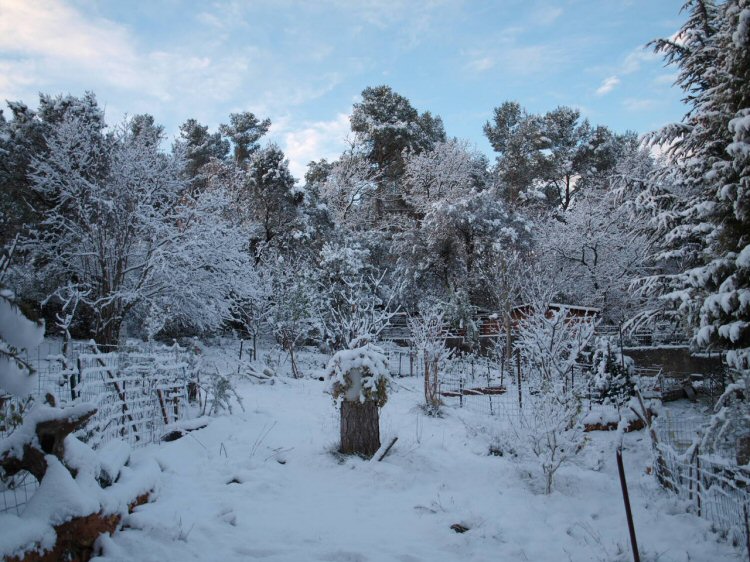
[327,342,390,407]
[504,382,585,494]
[508,296,593,493]
[591,336,635,409]
[187,340,246,416]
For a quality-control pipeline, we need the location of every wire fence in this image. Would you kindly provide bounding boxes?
[653,414,750,550]
[0,340,194,515]
[436,352,749,549]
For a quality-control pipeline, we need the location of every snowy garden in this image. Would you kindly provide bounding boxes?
[1,1,750,560]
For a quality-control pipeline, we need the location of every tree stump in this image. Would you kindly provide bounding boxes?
[340,400,380,457]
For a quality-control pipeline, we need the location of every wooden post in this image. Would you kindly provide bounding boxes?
[157,389,170,425]
[500,352,505,388]
[616,447,641,562]
[516,350,522,409]
[459,378,464,408]
[73,356,82,401]
[96,356,140,441]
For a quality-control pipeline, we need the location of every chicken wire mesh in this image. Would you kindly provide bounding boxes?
[0,341,194,515]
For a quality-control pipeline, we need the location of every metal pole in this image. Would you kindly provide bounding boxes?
[616,447,641,562]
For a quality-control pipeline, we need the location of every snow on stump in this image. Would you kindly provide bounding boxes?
[327,342,390,458]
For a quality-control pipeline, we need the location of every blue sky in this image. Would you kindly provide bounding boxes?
[0,0,686,178]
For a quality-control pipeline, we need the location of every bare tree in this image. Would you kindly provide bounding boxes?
[408,307,449,413]
[505,290,596,493]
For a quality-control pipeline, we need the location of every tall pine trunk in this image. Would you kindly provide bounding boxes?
[340,400,380,457]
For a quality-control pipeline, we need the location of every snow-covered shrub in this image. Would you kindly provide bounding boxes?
[327,342,390,407]
[504,378,585,494]
[591,336,635,409]
[508,297,593,493]
[187,340,245,416]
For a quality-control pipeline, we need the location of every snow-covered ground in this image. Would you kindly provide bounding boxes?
[91,366,739,562]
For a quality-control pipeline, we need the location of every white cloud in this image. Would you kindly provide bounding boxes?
[281,113,351,179]
[0,0,343,141]
[595,75,620,96]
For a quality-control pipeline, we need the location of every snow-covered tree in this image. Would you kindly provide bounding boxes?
[484,102,622,211]
[409,307,450,413]
[503,378,586,494]
[350,85,445,182]
[144,187,258,338]
[515,294,596,389]
[26,111,180,344]
[320,149,381,230]
[590,336,635,409]
[701,374,750,463]
[482,250,534,363]
[0,240,44,399]
[174,118,229,191]
[393,187,531,307]
[243,144,307,257]
[537,186,650,321]
[505,292,594,493]
[631,0,750,374]
[219,111,271,165]
[402,139,488,212]
[320,268,398,351]
[26,108,255,344]
[267,255,319,378]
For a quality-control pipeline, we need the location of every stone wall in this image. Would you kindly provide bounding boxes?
[623,346,723,377]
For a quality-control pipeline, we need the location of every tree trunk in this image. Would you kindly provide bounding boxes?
[96,318,122,348]
[289,346,299,378]
[340,400,380,457]
[424,356,441,411]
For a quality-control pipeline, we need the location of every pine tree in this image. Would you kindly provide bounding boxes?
[638,0,750,373]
